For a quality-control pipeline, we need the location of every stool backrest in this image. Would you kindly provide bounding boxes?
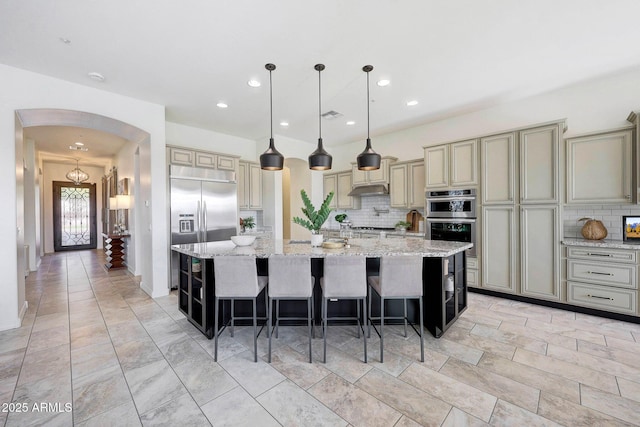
[323,255,366,297]
[379,256,423,297]
[214,256,259,297]
[268,255,313,298]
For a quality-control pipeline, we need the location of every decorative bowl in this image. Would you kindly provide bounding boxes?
[230,235,256,246]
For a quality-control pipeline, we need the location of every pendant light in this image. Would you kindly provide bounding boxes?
[357,65,381,171]
[308,64,332,170]
[66,159,89,185]
[260,63,284,171]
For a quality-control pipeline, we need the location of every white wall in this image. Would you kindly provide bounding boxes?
[166,121,257,160]
[23,138,39,272]
[1,63,167,331]
[42,161,106,253]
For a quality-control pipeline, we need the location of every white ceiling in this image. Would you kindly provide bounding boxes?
[4,0,640,151]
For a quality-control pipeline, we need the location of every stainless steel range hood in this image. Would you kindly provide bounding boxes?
[347,184,388,197]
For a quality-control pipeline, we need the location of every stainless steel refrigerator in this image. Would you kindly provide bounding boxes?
[170,165,238,288]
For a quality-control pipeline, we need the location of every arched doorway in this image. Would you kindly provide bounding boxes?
[282,158,312,240]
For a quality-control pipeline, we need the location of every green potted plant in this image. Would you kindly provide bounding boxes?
[293,190,334,246]
[240,216,255,233]
[395,220,412,234]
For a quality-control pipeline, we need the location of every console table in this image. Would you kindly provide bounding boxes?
[102,233,130,270]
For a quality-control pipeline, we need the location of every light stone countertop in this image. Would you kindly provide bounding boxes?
[562,238,640,250]
[171,237,471,259]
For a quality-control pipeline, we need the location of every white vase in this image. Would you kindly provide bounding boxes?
[310,233,324,247]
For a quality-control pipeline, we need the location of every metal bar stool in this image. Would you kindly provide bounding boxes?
[267,255,314,363]
[367,255,424,363]
[213,256,268,362]
[320,255,367,363]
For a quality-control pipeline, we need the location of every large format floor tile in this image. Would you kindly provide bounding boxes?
[2,249,640,426]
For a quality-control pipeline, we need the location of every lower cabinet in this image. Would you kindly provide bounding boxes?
[481,206,517,293]
[566,246,638,315]
[177,254,214,338]
[424,252,467,338]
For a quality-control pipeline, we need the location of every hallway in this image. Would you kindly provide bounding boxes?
[1,250,640,426]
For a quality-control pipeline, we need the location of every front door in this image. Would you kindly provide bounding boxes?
[53,181,97,251]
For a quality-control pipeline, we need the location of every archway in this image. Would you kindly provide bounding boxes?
[282,158,312,240]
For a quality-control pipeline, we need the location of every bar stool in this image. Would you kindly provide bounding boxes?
[267,255,314,363]
[213,256,268,362]
[320,255,367,363]
[367,256,424,363]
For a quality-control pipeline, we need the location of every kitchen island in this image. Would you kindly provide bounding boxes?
[172,238,472,339]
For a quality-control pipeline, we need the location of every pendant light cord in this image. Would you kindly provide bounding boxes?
[269,68,273,139]
[366,69,370,139]
[318,67,322,139]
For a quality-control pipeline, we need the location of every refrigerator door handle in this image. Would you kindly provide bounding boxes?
[203,201,207,242]
[196,201,201,242]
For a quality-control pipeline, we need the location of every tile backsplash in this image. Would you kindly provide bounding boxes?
[563,204,640,241]
[326,195,425,230]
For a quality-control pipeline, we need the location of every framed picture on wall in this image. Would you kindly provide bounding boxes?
[622,216,640,241]
[118,177,129,195]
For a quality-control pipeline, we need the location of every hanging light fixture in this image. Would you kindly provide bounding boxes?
[260,63,284,171]
[66,159,89,185]
[308,64,332,170]
[357,65,381,171]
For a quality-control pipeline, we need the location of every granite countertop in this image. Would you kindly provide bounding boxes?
[322,227,425,238]
[172,237,471,259]
[562,238,640,250]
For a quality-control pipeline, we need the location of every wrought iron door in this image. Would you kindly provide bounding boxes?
[53,181,97,251]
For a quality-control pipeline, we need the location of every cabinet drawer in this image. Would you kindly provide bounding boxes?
[567,259,637,289]
[567,281,637,315]
[567,247,637,263]
[466,257,478,269]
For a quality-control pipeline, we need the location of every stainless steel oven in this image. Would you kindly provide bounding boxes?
[426,189,476,218]
[425,189,477,256]
[426,218,476,256]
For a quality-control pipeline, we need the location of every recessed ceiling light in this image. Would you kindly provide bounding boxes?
[280,121,289,127]
[346,121,355,126]
[247,80,261,88]
[59,37,71,44]
[216,102,228,108]
[87,72,105,82]
[377,79,390,87]
[406,100,419,106]
[74,142,84,146]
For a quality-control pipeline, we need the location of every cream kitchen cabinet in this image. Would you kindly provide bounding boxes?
[168,146,238,171]
[481,206,517,293]
[390,160,425,209]
[351,156,397,186]
[566,128,633,204]
[424,140,477,190]
[565,245,638,315]
[238,160,262,209]
[481,133,515,204]
[519,124,560,204]
[324,170,359,209]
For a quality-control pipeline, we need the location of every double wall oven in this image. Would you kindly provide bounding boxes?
[425,189,477,256]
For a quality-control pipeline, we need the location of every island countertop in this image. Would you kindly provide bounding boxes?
[171,237,472,259]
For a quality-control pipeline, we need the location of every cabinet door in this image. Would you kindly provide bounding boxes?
[238,162,248,209]
[249,163,262,209]
[368,158,389,184]
[323,174,338,209]
[409,162,425,208]
[170,148,195,166]
[390,164,408,208]
[424,145,449,188]
[450,140,477,187]
[520,205,560,300]
[481,133,515,204]
[482,206,517,293]
[195,151,217,169]
[217,155,236,171]
[520,125,559,204]
[337,172,355,209]
[351,164,368,186]
[566,129,633,204]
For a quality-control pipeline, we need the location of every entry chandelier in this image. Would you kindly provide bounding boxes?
[357,65,381,171]
[260,63,284,171]
[308,64,332,170]
[66,159,89,185]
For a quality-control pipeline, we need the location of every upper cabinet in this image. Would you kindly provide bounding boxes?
[351,156,397,186]
[481,133,515,204]
[238,160,262,209]
[390,160,425,209]
[324,170,360,210]
[424,140,478,190]
[520,124,560,204]
[168,146,238,171]
[566,128,633,205]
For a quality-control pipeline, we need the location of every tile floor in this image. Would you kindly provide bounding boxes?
[1,250,640,426]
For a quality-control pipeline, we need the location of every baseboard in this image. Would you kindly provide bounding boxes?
[0,301,29,331]
[19,301,28,321]
[469,287,640,324]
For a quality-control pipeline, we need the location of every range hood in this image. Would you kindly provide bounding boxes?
[347,184,389,197]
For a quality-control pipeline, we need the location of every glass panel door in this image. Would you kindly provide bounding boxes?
[53,181,97,251]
